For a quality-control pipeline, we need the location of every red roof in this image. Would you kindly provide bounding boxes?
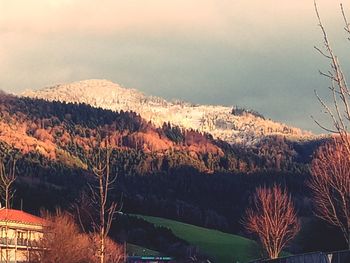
[0,209,45,225]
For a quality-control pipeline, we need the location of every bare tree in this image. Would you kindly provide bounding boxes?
[312,0,350,249]
[242,185,300,259]
[309,140,350,248]
[31,210,92,263]
[89,140,118,263]
[0,157,16,209]
[313,1,350,154]
[30,210,124,263]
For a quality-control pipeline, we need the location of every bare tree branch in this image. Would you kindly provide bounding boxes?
[341,3,350,34]
[314,1,350,156]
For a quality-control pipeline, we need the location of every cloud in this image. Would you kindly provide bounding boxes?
[0,0,224,35]
[0,1,342,35]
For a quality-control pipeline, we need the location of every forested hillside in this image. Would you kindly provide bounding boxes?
[0,92,318,175]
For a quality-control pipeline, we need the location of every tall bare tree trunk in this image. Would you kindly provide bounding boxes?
[90,138,118,263]
[5,185,9,209]
[99,175,105,263]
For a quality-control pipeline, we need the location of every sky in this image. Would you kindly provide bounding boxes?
[0,0,349,133]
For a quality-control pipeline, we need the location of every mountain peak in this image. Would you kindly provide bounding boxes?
[23,79,128,98]
[22,79,314,144]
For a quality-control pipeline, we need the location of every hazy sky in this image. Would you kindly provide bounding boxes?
[1,0,349,133]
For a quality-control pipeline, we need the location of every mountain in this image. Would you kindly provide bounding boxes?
[0,92,317,218]
[22,79,314,145]
[0,88,334,256]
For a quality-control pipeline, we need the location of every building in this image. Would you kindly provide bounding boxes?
[249,250,350,263]
[127,256,175,263]
[0,209,46,263]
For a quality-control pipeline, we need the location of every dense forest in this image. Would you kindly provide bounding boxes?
[0,93,342,258]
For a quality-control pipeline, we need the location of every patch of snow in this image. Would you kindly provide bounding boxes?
[21,79,315,145]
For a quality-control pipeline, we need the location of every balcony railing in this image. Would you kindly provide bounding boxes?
[0,237,16,246]
[0,237,38,247]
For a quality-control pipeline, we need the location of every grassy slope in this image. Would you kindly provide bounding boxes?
[134,214,260,263]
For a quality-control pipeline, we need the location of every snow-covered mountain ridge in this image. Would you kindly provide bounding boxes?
[22,79,314,144]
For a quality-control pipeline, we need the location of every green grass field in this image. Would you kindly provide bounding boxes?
[133,214,260,263]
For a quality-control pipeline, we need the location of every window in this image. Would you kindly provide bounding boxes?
[17,231,26,246]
